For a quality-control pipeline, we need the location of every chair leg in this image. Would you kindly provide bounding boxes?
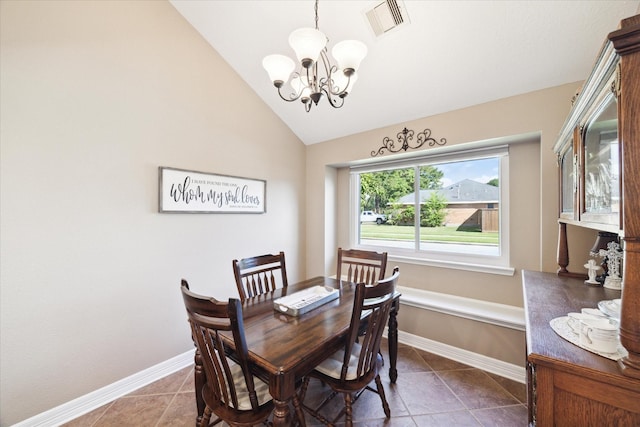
[292,393,307,427]
[299,378,338,427]
[200,406,212,427]
[344,393,353,427]
[299,377,310,403]
[374,375,391,418]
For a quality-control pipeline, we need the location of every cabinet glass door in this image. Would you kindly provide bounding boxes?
[583,95,619,225]
[560,142,575,219]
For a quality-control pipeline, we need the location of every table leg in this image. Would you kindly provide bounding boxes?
[388,298,399,383]
[271,372,297,427]
[272,398,292,427]
[194,348,205,425]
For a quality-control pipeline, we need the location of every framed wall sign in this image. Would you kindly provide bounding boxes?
[158,167,266,214]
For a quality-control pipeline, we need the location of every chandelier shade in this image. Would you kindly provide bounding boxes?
[263,0,367,112]
[262,54,295,86]
[331,40,367,74]
[288,28,327,67]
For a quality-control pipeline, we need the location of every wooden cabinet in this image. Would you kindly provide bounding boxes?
[523,271,640,426]
[534,14,640,426]
[553,25,621,233]
[552,14,640,382]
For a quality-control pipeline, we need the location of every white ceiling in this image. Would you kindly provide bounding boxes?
[169,0,639,145]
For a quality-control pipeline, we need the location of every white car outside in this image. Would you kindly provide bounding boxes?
[360,211,387,224]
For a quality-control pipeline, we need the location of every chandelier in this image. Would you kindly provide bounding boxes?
[262,0,367,112]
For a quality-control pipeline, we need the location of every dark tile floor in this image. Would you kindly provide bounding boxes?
[62,342,527,426]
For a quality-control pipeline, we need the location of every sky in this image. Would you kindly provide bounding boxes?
[436,158,499,188]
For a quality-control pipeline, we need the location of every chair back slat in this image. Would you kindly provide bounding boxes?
[180,280,261,414]
[192,321,239,408]
[233,252,288,301]
[242,269,277,297]
[337,248,388,285]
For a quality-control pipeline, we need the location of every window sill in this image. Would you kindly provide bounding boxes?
[388,253,515,276]
[398,285,525,331]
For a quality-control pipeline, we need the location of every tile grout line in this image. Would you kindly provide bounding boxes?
[154,367,194,426]
[154,392,179,427]
[88,400,115,427]
[432,369,470,410]
[477,370,524,406]
[432,368,524,426]
[420,370,485,426]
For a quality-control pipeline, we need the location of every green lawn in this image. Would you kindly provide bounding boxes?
[360,224,499,245]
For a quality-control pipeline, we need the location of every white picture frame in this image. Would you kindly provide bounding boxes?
[158,167,266,214]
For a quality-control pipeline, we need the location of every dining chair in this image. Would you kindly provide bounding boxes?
[180,280,305,427]
[298,267,400,427]
[337,247,389,342]
[232,251,288,301]
[336,247,388,285]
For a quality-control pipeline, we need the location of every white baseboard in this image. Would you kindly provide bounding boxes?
[391,329,526,384]
[12,350,195,427]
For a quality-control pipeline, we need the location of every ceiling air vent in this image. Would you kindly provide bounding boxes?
[365,0,409,37]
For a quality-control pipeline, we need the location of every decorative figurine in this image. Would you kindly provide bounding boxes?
[588,231,618,285]
[584,259,602,286]
[599,241,623,290]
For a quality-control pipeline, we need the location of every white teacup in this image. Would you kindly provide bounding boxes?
[579,318,618,354]
[581,308,608,318]
[567,312,607,334]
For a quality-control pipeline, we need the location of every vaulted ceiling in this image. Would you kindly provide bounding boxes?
[170,0,639,145]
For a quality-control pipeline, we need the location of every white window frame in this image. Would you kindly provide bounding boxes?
[349,144,514,276]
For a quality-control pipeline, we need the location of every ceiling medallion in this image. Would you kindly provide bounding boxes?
[371,127,447,157]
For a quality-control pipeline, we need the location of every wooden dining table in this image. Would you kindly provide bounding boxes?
[193,276,401,427]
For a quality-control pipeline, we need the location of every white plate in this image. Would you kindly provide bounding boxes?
[549,316,627,361]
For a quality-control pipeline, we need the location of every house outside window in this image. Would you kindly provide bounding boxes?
[350,145,511,274]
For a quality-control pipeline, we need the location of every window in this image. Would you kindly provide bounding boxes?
[350,145,511,275]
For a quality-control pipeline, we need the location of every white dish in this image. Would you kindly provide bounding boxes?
[549,316,628,361]
[273,286,339,317]
[582,308,608,318]
[597,299,622,319]
[567,312,603,333]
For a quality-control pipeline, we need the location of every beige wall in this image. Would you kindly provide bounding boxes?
[306,83,598,366]
[0,1,306,425]
[1,1,607,424]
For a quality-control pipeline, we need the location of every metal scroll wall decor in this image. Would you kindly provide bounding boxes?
[371,127,447,157]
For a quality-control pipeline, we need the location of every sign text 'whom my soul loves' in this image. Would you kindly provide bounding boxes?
[158,167,266,213]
